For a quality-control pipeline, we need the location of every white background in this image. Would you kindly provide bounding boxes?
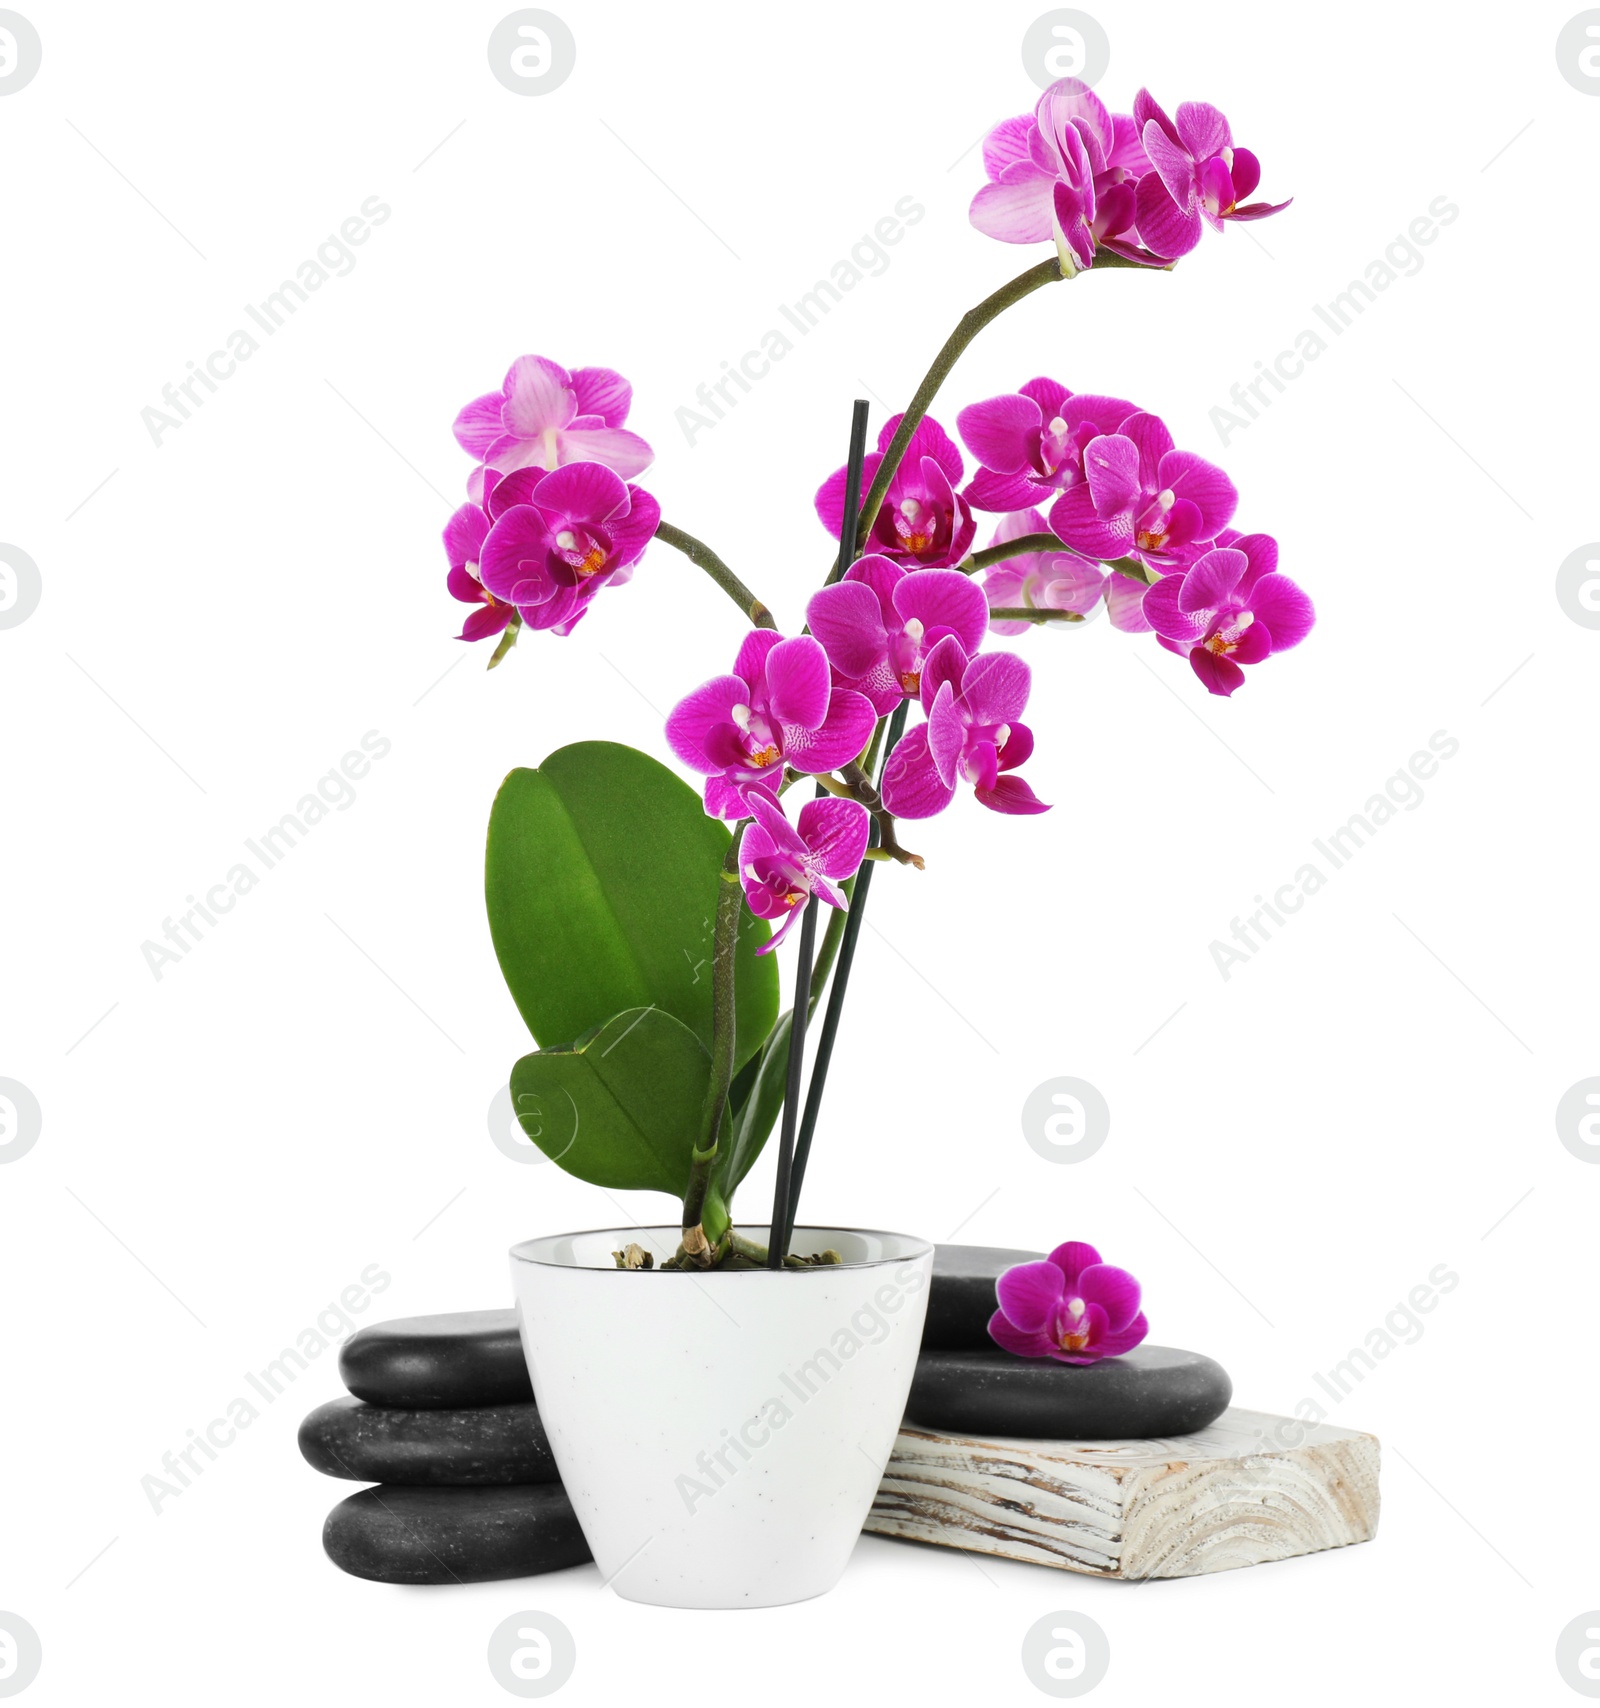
[3,0,1597,1702]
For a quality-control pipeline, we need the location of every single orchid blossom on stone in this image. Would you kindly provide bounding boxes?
[665,631,877,820]
[806,556,990,715]
[1142,535,1314,696]
[1049,412,1237,573]
[881,635,1047,819]
[477,463,660,637]
[453,356,654,499]
[969,79,1157,273]
[958,378,1141,514]
[988,1242,1149,1365]
[976,510,1108,636]
[1132,90,1291,261]
[816,414,976,568]
[738,786,872,951]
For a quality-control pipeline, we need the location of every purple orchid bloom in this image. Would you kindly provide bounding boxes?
[454,356,654,498]
[816,414,976,568]
[477,463,660,637]
[1049,413,1237,572]
[1143,534,1314,696]
[988,1242,1149,1365]
[738,786,871,952]
[1132,91,1291,261]
[443,488,515,643]
[806,556,990,715]
[969,79,1158,273]
[977,510,1108,636]
[666,631,877,820]
[958,378,1141,514]
[881,635,1048,819]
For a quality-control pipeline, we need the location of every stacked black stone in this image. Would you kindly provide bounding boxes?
[303,1251,1232,1584]
[302,1310,591,1585]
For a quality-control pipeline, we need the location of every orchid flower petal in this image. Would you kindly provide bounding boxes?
[996,1260,1067,1332]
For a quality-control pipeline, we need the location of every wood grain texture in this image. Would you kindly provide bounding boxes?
[866,1407,1379,1579]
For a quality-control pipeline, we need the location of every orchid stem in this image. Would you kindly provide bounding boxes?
[988,607,1086,624]
[681,829,745,1257]
[807,879,854,1022]
[657,521,777,629]
[819,757,921,868]
[766,895,819,1266]
[486,612,522,668]
[780,699,911,1249]
[768,400,868,1266]
[959,539,1152,582]
[834,258,1065,577]
[839,759,882,810]
[961,532,1065,573]
[875,813,923,870]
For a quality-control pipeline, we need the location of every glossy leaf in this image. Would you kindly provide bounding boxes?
[486,742,777,1066]
[508,1007,709,1196]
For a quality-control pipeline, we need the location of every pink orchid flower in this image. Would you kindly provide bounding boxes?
[969,79,1157,273]
[739,786,871,952]
[453,356,654,498]
[1049,413,1237,572]
[989,1241,1149,1364]
[1143,534,1314,696]
[975,510,1110,636]
[881,635,1048,819]
[666,631,877,820]
[816,414,975,568]
[806,556,990,715]
[477,463,660,637]
[443,486,515,643]
[1132,91,1291,261]
[958,378,1140,513]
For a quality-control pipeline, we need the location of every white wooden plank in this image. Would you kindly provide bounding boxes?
[866,1407,1379,1579]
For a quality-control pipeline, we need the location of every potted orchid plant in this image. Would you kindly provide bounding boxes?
[443,79,1309,1608]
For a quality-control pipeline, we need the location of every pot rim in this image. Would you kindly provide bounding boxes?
[510,1223,934,1273]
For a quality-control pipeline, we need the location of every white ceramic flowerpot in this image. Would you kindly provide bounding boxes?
[510,1224,933,1609]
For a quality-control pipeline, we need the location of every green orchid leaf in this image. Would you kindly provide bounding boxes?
[507,1006,710,1196]
[486,741,777,1067]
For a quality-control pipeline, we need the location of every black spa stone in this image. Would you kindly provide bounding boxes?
[298,1396,559,1486]
[339,1308,532,1409]
[905,1344,1232,1439]
[922,1244,1044,1350]
[322,1484,591,1585]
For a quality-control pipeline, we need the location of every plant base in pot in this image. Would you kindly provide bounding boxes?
[511,1224,932,1609]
